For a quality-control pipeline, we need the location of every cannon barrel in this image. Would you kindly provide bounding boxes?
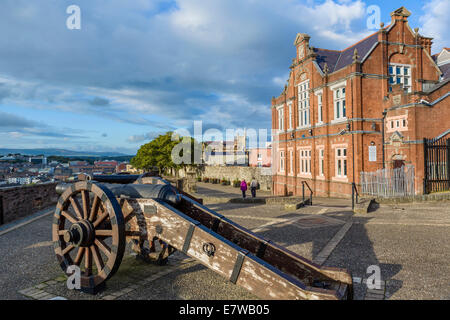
[77,173,162,184]
[56,182,181,204]
[90,174,142,184]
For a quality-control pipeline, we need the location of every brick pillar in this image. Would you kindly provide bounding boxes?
[378,25,388,96]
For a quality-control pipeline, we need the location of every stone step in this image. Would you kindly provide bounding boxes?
[353,198,377,214]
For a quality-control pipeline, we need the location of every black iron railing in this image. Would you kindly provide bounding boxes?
[352,182,359,210]
[301,181,313,205]
[424,134,450,194]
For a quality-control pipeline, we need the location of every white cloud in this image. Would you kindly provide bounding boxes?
[0,0,378,152]
[419,0,450,54]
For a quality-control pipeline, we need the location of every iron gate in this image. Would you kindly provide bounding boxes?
[361,165,415,198]
[423,134,450,194]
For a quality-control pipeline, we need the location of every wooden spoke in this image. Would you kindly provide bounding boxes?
[74,247,85,265]
[81,190,90,220]
[62,244,75,256]
[91,245,105,272]
[123,210,134,222]
[58,230,67,236]
[121,199,135,222]
[89,196,100,222]
[125,230,141,238]
[95,229,113,237]
[93,211,109,228]
[95,238,111,258]
[85,247,92,276]
[69,196,83,220]
[61,211,78,224]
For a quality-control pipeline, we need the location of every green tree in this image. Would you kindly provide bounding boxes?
[131,132,202,175]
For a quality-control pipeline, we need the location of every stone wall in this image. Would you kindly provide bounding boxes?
[201,166,273,191]
[0,183,58,224]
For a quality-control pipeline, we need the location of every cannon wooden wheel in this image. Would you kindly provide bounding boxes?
[52,181,125,293]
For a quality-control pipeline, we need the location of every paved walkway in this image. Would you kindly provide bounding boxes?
[1,184,449,300]
[193,182,272,201]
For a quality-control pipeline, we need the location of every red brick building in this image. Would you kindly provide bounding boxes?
[271,7,449,198]
[94,160,118,174]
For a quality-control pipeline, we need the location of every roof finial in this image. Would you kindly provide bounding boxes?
[323,63,329,75]
[380,22,384,29]
[353,48,360,63]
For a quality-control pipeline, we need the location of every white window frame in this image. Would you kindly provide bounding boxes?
[288,102,293,131]
[289,149,294,175]
[315,89,323,124]
[335,148,347,178]
[298,148,312,177]
[330,80,347,122]
[389,63,411,93]
[297,80,310,128]
[386,115,408,132]
[279,151,285,173]
[319,148,324,176]
[276,105,284,132]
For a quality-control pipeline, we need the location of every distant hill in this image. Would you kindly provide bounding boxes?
[0,148,131,157]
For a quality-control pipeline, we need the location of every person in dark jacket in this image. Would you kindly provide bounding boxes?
[250,177,258,198]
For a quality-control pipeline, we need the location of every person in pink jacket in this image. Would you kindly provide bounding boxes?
[240,179,247,198]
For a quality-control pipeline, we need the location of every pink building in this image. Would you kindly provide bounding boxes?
[249,148,272,167]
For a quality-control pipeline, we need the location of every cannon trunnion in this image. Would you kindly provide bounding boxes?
[52,176,353,299]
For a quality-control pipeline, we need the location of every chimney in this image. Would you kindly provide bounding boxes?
[419,36,433,56]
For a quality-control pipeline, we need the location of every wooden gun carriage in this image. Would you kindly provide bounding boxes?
[52,174,353,299]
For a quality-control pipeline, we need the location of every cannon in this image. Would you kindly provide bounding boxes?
[52,174,353,299]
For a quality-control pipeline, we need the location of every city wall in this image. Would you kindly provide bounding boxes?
[177,166,273,191]
[0,183,58,225]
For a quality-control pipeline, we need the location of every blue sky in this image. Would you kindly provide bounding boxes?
[0,0,448,155]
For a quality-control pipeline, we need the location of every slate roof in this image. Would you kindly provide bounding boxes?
[432,54,438,63]
[439,63,450,80]
[313,32,379,73]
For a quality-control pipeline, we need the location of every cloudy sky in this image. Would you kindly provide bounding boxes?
[0,0,448,155]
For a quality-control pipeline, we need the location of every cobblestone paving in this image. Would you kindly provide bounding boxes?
[2,184,449,300]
